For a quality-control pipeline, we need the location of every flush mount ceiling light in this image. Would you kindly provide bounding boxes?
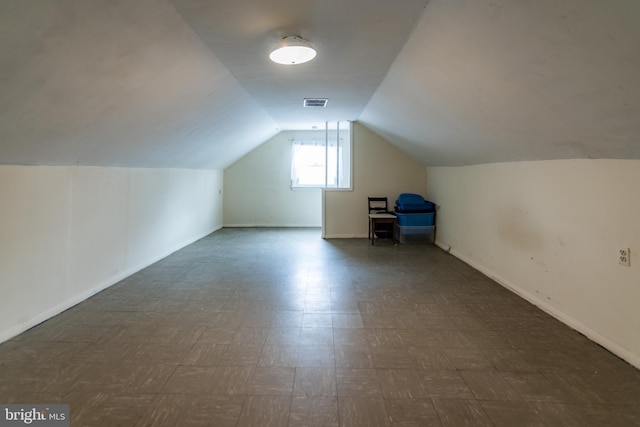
[269,36,316,65]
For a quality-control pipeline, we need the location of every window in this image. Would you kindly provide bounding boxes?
[291,121,352,189]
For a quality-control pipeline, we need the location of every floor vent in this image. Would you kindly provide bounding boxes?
[303,98,328,107]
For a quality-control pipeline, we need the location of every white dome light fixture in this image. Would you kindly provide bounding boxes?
[269,36,316,65]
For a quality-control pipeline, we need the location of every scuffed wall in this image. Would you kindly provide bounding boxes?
[428,159,640,367]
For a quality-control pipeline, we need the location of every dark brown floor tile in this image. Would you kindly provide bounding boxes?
[333,328,369,347]
[70,341,129,363]
[357,302,389,316]
[577,403,640,426]
[19,323,114,343]
[335,345,374,368]
[360,314,397,328]
[458,369,521,401]
[70,363,175,394]
[0,389,65,405]
[67,393,153,426]
[74,405,144,426]
[520,349,597,373]
[230,327,269,346]
[501,372,593,403]
[365,329,404,348]
[245,366,295,394]
[0,362,68,394]
[216,344,262,366]
[376,369,428,398]
[0,341,88,363]
[336,368,382,396]
[331,299,360,313]
[299,328,334,346]
[384,398,442,426]
[279,299,309,311]
[446,314,488,330]
[181,395,245,426]
[208,366,255,394]
[271,311,304,328]
[461,329,510,349]
[302,313,333,328]
[411,329,473,348]
[258,344,298,367]
[130,325,206,344]
[294,367,337,396]
[202,312,244,330]
[236,395,291,427]
[134,393,192,427]
[441,347,496,370]
[559,371,640,405]
[305,287,332,302]
[297,345,335,367]
[304,300,333,313]
[432,398,494,427]
[2,229,639,427]
[370,347,415,369]
[124,342,194,364]
[181,343,227,366]
[408,347,455,370]
[241,311,275,327]
[265,327,301,345]
[338,396,392,427]
[161,366,219,394]
[418,369,475,398]
[125,363,178,393]
[289,396,339,427]
[162,366,252,394]
[332,314,364,329]
[480,401,545,427]
[393,314,431,329]
[528,402,621,427]
[490,348,540,372]
[197,328,237,344]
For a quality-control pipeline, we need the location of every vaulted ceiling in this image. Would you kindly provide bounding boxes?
[1,0,639,169]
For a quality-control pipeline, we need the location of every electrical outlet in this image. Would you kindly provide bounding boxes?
[618,248,630,267]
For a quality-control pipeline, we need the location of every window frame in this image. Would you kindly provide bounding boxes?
[290,121,353,191]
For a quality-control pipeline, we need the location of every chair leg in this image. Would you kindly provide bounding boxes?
[371,221,375,245]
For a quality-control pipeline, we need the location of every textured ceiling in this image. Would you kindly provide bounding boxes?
[362,0,640,165]
[1,0,639,169]
[169,0,429,130]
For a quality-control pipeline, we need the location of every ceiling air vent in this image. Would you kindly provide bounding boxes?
[303,98,328,107]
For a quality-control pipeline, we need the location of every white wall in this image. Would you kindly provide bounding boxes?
[223,131,322,227]
[427,159,640,367]
[324,122,428,238]
[0,165,223,342]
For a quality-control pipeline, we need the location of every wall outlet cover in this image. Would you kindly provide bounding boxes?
[618,248,630,267]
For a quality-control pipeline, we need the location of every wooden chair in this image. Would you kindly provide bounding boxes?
[368,197,389,215]
[368,197,393,241]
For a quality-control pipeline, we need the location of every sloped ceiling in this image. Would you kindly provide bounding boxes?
[0,0,278,169]
[168,0,429,130]
[1,0,639,169]
[361,0,640,165]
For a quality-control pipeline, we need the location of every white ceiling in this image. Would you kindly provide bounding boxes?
[1,0,639,169]
[361,0,640,165]
[169,0,429,130]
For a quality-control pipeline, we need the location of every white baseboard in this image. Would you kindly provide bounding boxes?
[435,239,640,370]
[323,233,368,239]
[223,224,321,228]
